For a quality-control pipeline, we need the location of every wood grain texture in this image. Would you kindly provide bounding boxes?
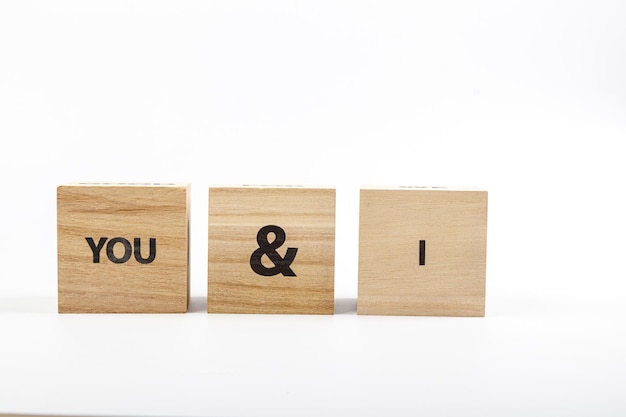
[208,186,335,314]
[57,184,189,313]
[357,187,487,316]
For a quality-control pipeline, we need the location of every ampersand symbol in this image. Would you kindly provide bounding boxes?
[250,225,298,277]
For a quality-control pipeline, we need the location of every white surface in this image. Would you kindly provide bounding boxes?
[2,295,625,416]
[1,1,625,416]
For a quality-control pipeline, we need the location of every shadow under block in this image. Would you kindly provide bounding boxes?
[57,184,190,313]
[208,186,335,314]
[357,187,488,316]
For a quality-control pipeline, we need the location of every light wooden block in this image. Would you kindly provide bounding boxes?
[357,186,488,316]
[208,186,335,314]
[57,183,190,313]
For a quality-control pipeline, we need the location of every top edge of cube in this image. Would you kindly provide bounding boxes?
[360,185,487,192]
[210,185,335,190]
[59,182,189,188]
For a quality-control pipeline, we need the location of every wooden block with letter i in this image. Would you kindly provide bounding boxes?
[358,186,488,316]
[57,183,190,313]
[208,186,335,314]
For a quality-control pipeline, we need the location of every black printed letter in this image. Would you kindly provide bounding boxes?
[86,237,107,263]
[134,238,156,264]
[106,237,133,264]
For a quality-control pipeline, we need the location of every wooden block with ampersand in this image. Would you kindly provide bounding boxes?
[208,186,335,314]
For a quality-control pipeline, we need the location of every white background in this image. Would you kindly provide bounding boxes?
[1,1,625,416]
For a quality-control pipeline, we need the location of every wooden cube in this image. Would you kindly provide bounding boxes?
[357,186,488,316]
[57,183,189,313]
[208,186,335,314]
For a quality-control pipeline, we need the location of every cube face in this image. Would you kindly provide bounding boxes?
[358,187,487,316]
[208,187,335,314]
[57,184,189,313]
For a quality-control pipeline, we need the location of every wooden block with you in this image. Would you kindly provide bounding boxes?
[208,186,335,314]
[358,186,488,316]
[57,183,190,313]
